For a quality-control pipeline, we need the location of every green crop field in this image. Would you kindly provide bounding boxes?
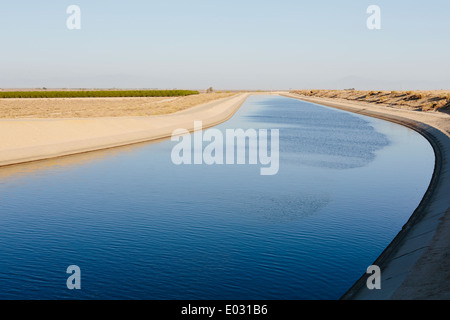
[0,90,199,99]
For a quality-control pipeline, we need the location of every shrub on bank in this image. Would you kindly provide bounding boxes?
[404,93,424,101]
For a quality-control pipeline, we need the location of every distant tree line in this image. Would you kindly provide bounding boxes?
[0,90,199,99]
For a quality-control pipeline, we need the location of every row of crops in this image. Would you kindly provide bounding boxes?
[0,90,199,98]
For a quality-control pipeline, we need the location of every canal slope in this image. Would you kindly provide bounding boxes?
[0,93,250,167]
[284,93,450,300]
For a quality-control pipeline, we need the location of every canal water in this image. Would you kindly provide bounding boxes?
[0,95,434,299]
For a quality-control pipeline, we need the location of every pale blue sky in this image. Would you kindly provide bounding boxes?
[1,0,449,90]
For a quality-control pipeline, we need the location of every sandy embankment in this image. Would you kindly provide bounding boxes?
[284,93,450,300]
[0,92,237,118]
[0,93,250,167]
[290,89,450,113]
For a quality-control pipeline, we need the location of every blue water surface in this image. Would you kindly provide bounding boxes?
[0,96,434,299]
